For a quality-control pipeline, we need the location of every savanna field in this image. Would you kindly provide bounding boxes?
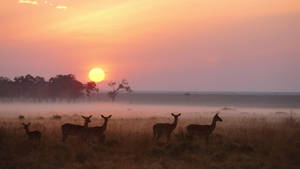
[0,103,299,169]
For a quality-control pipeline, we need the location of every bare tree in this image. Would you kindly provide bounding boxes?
[107,79,132,102]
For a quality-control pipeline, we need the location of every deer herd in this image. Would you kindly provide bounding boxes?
[21,113,223,144]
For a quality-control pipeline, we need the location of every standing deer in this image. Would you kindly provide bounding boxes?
[153,113,181,141]
[22,123,41,141]
[61,115,92,142]
[186,113,223,143]
[83,115,112,142]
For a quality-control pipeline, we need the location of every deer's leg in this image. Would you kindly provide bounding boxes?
[102,135,106,142]
[186,131,193,141]
[62,134,68,142]
[153,130,157,140]
[99,134,105,142]
[156,133,162,141]
[37,136,41,144]
[83,136,88,143]
[205,135,209,145]
[167,133,171,142]
[189,134,194,141]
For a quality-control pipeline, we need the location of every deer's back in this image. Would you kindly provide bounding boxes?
[61,123,84,134]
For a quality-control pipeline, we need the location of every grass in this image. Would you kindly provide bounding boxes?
[0,113,300,169]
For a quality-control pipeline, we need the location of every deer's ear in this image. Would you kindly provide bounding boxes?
[89,115,92,118]
[171,113,175,116]
[108,115,112,118]
[101,115,105,118]
[178,113,181,116]
[81,115,85,119]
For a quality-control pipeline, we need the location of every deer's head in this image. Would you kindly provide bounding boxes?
[171,113,181,120]
[22,122,31,130]
[81,115,92,123]
[214,113,223,122]
[101,115,112,121]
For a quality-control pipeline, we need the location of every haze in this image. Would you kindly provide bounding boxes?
[1,0,300,91]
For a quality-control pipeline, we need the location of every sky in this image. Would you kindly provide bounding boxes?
[0,0,300,92]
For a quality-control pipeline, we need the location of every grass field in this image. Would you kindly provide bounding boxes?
[0,110,300,169]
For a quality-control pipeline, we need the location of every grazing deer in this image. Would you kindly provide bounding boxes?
[153,113,181,141]
[22,123,41,141]
[83,115,112,142]
[186,113,223,143]
[61,115,92,142]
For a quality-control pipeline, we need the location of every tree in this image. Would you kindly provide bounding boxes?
[107,79,132,102]
[0,74,98,101]
[32,76,48,101]
[49,74,84,100]
[0,77,14,98]
[85,81,99,97]
[12,74,38,98]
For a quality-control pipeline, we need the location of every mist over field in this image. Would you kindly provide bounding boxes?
[1,91,299,119]
[1,96,299,122]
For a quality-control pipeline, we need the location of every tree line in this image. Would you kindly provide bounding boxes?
[0,74,132,102]
[0,74,98,101]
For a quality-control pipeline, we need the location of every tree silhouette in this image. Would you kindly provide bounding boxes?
[107,79,132,102]
[49,74,84,100]
[0,74,99,101]
[85,81,98,97]
[0,77,14,99]
[32,76,48,101]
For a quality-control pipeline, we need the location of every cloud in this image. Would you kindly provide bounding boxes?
[19,0,38,5]
[18,0,67,10]
[56,5,67,10]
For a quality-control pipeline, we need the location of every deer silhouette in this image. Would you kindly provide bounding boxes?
[153,113,181,141]
[83,115,112,142]
[61,115,92,142]
[22,123,41,141]
[186,113,223,143]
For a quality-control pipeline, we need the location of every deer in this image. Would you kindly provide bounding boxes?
[186,113,223,143]
[61,115,92,142]
[153,113,181,141]
[83,115,112,142]
[22,123,41,141]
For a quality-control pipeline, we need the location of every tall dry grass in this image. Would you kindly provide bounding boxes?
[0,112,300,169]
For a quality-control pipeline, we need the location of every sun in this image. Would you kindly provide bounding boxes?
[89,67,105,82]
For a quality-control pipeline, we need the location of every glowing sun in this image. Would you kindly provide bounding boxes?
[89,67,105,82]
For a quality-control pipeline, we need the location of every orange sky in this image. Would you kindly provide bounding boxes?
[0,0,300,91]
